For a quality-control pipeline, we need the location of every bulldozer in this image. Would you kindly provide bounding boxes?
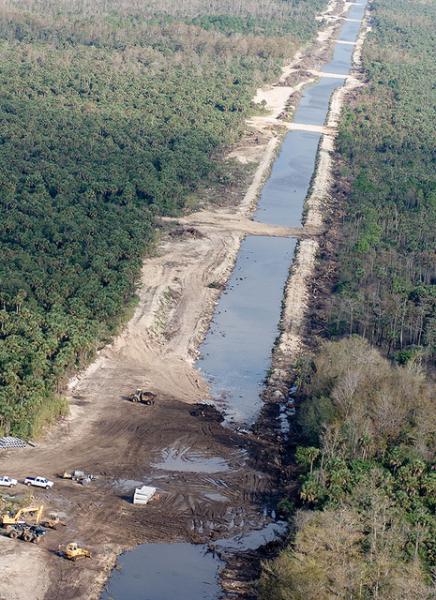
[129,388,156,405]
[1,505,43,530]
[59,542,92,561]
[41,514,66,529]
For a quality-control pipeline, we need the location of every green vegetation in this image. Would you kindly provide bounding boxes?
[328,0,436,360]
[0,0,327,437]
[260,0,435,596]
[260,338,435,599]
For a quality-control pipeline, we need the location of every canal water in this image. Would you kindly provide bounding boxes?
[101,523,287,600]
[101,543,223,600]
[199,235,296,424]
[200,4,367,421]
[198,5,365,424]
[102,3,367,598]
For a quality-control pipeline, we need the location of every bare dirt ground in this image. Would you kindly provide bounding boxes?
[0,536,50,600]
[163,211,321,238]
[0,1,366,598]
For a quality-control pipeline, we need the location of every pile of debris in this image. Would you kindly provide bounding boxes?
[169,226,204,240]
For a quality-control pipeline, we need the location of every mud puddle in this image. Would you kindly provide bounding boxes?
[215,521,287,552]
[151,446,231,474]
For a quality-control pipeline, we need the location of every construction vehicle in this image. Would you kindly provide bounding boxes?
[41,514,66,529]
[58,542,92,561]
[8,524,47,543]
[61,470,97,485]
[129,388,156,405]
[1,505,63,530]
[1,505,43,530]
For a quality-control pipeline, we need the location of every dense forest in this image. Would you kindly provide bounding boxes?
[261,0,435,597]
[326,0,435,361]
[0,0,327,437]
[261,337,435,598]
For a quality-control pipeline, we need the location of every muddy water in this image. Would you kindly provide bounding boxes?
[151,446,231,473]
[252,132,321,228]
[197,0,365,417]
[199,235,296,424]
[101,524,288,600]
[101,543,223,600]
[101,4,367,598]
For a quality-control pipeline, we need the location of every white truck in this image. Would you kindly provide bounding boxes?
[0,476,17,487]
[24,476,54,490]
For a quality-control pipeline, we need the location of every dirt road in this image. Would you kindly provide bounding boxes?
[0,1,357,598]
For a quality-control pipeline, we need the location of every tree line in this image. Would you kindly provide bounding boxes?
[326,0,435,362]
[260,337,435,599]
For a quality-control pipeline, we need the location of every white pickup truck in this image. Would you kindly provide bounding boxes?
[24,476,54,490]
[0,476,17,487]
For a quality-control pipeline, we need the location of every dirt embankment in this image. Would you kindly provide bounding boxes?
[0,2,359,599]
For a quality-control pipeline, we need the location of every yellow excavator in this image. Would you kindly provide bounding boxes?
[1,505,43,530]
[59,542,92,561]
[1,505,64,530]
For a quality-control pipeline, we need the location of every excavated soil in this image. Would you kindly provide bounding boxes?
[1,393,287,599]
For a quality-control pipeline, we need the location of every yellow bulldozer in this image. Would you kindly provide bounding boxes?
[59,542,92,561]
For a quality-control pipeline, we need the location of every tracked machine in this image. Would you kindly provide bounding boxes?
[59,542,92,561]
[129,388,156,405]
[1,505,44,530]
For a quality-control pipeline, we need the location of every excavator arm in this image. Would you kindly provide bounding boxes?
[1,505,44,526]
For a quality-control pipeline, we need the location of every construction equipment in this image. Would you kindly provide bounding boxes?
[58,542,92,561]
[1,505,43,529]
[8,524,47,543]
[61,470,97,484]
[1,505,64,530]
[129,389,156,405]
[41,514,66,529]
